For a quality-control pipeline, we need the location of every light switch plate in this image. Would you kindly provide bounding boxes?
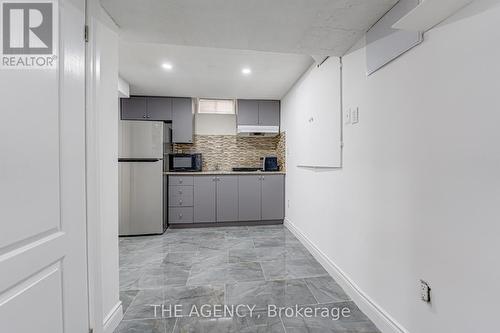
[344,108,351,124]
[352,107,359,124]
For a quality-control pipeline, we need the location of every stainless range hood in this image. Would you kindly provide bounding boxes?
[237,125,279,137]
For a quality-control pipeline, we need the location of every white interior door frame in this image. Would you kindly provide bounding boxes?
[85,0,104,331]
[84,1,122,332]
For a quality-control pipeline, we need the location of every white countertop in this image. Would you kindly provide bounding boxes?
[164,171,286,175]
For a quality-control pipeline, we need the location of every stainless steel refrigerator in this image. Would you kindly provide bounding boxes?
[119,121,167,236]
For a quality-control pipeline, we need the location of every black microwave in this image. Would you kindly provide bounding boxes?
[168,153,202,172]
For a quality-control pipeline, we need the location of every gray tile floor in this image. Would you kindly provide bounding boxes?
[116,225,380,333]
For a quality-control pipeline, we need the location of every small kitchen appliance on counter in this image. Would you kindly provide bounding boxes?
[168,153,203,172]
[263,156,279,171]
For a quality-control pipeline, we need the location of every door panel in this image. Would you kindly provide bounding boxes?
[238,176,261,221]
[172,98,193,143]
[194,176,216,223]
[216,176,238,222]
[0,263,64,333]
[261,175,285,220]
[121,96,147,120]
[237,99,259,125]
[0,1,88,332]
[258,100,280,126]
[147,97,172,121]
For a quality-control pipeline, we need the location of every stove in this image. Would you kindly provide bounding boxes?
[232,167,262,172]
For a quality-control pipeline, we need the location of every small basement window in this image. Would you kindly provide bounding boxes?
[198,98,235,114]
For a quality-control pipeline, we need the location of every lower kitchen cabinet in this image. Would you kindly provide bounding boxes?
[168,174,284,224]
[238,175,262,221]
[261,175,285,220]
[169,207,194,224]
[216,176,238,222]
[194,176,216,223]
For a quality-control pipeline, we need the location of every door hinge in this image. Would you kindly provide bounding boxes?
[84,25,89,43]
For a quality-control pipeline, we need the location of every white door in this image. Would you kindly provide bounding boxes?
[0,0,88,332]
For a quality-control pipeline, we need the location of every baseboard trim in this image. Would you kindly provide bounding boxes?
[103,301,123,333]
[284,217,409,333]
[168,220,283,229]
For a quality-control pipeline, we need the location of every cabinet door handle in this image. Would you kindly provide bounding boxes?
[142,115,147,118]
[179,213,183,218]
[178,190,182,194]
[179,179,183,183]
[179,200,183,205]
[212,177,216,181]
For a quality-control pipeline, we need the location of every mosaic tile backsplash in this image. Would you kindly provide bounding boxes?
[173,133,286,172]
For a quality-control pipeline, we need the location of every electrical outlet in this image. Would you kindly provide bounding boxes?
[352,107,359,124]
[344,108,351,125]
[420,280,431,303]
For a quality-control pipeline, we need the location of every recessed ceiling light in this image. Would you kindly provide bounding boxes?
[162,63,173,70]
[242,67,252,75]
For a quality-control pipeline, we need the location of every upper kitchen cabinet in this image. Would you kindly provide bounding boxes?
[121,96,147,120]
[258,100,280,126]
[147,97,172,121]
[237,99,259,125]
[172,97,194,143]
[237,99,280,127]
[121,96,172,121]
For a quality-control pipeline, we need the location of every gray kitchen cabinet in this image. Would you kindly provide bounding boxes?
[261,175,285,220]
[237,99,280,127]
[147,97,172,121]
[258,100,280,126]
[237,100,259,125]
[194,176,216,223]
[169,176,193,186]
[169,186,194,207]
[216,176,238,222]
[121,97,147,120]
[172,97,193,143]
[238,175,262,221]
[169,207,194,224]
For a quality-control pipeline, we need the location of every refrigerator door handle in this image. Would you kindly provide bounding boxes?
[118,158,162,162]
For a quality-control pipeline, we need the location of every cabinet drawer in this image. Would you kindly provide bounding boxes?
[169,190,193,207]
[169,176,194,186]
[169,207,193,223]
[169,185,193,196]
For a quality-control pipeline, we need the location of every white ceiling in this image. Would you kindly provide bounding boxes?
[102,0,397,56]
[105,0,397,98]
[119,42,313,99]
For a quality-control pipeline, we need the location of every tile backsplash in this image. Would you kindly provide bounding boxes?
[173,133,286,172]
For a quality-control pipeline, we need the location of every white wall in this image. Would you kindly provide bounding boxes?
[281,57,342,167]
[281,1,500,332]
[195,113,236,135]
